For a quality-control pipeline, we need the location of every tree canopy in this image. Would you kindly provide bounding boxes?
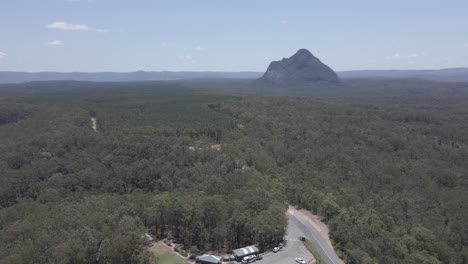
[1,80,467,263]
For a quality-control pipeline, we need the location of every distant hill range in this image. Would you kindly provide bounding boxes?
[338,68,468,82]
[1,68,468,84]
[0,71,261,84]
[258,49,340,84]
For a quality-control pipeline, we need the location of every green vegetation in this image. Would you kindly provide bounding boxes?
[0,82,287,264]
[153,252,187,264]
[303,239,325,264]
[222,94,468,264]
[148,243,187,264]
[1,79,468,263]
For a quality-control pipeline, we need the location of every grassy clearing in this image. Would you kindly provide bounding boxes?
[148,242,189,264]
[304,239,325,264]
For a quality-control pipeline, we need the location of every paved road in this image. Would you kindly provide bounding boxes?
[261,224,313,264]
[261,209,343,264]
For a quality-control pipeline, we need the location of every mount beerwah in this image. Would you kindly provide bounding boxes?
[1,53,468,84]
[258,49,340,85]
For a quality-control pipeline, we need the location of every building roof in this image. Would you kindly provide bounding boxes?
[143,233,154,242]
[197,254,221,264]
[232,245,260,258]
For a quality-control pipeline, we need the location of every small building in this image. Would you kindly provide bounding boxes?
[196,254,221,264]
[232,245,260,261]
[142,233,154,246]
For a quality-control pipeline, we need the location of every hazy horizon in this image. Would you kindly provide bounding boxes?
[2,66,468,74]
[1,0,468,72]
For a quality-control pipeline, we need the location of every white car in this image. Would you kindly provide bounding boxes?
[273,247,280,253]
[241,255,257,263]
[295,257,306,264]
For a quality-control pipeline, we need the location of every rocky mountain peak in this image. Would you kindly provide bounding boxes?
[258,49,340,84]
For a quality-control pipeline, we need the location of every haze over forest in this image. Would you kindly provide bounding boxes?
[1,1,468,264]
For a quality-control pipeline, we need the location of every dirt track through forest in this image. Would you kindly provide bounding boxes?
[91,117,97,132]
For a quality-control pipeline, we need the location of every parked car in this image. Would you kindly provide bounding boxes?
[295,257,306,264]
[273,247,280,253]
[241,255,257,263]
[279,241,286,248]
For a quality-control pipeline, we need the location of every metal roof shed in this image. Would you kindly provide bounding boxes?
[232,245,260,259]
[196,254,221,264]
[142,233,154,246]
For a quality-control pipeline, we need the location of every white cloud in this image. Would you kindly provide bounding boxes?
[179,55,193,60]
[47,40,64,46]
[178,55,195,64]
[280,20,288,25]
[95,28,110,33]
[0,52,7,60]
[47,21,89,31]
[194,46,204,51]
[387,53,425,60]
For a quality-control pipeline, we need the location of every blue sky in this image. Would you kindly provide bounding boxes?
[1,0,468,72]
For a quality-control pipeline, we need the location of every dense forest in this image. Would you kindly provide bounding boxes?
[0,80,468,264]
[0,82,287,264]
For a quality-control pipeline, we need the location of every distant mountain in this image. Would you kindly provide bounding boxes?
[0,71,261,84]
[1,67,468,84]
[258,49,340,85]
[338,68,468,82]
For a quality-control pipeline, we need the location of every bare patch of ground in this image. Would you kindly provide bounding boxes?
[91,117,97,132]
[210,144,221,151]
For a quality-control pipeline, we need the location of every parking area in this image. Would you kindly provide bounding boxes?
[260,213,315,264]
[261,240,314,264]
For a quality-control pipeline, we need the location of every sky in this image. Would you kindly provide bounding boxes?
[1,0,468,72]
